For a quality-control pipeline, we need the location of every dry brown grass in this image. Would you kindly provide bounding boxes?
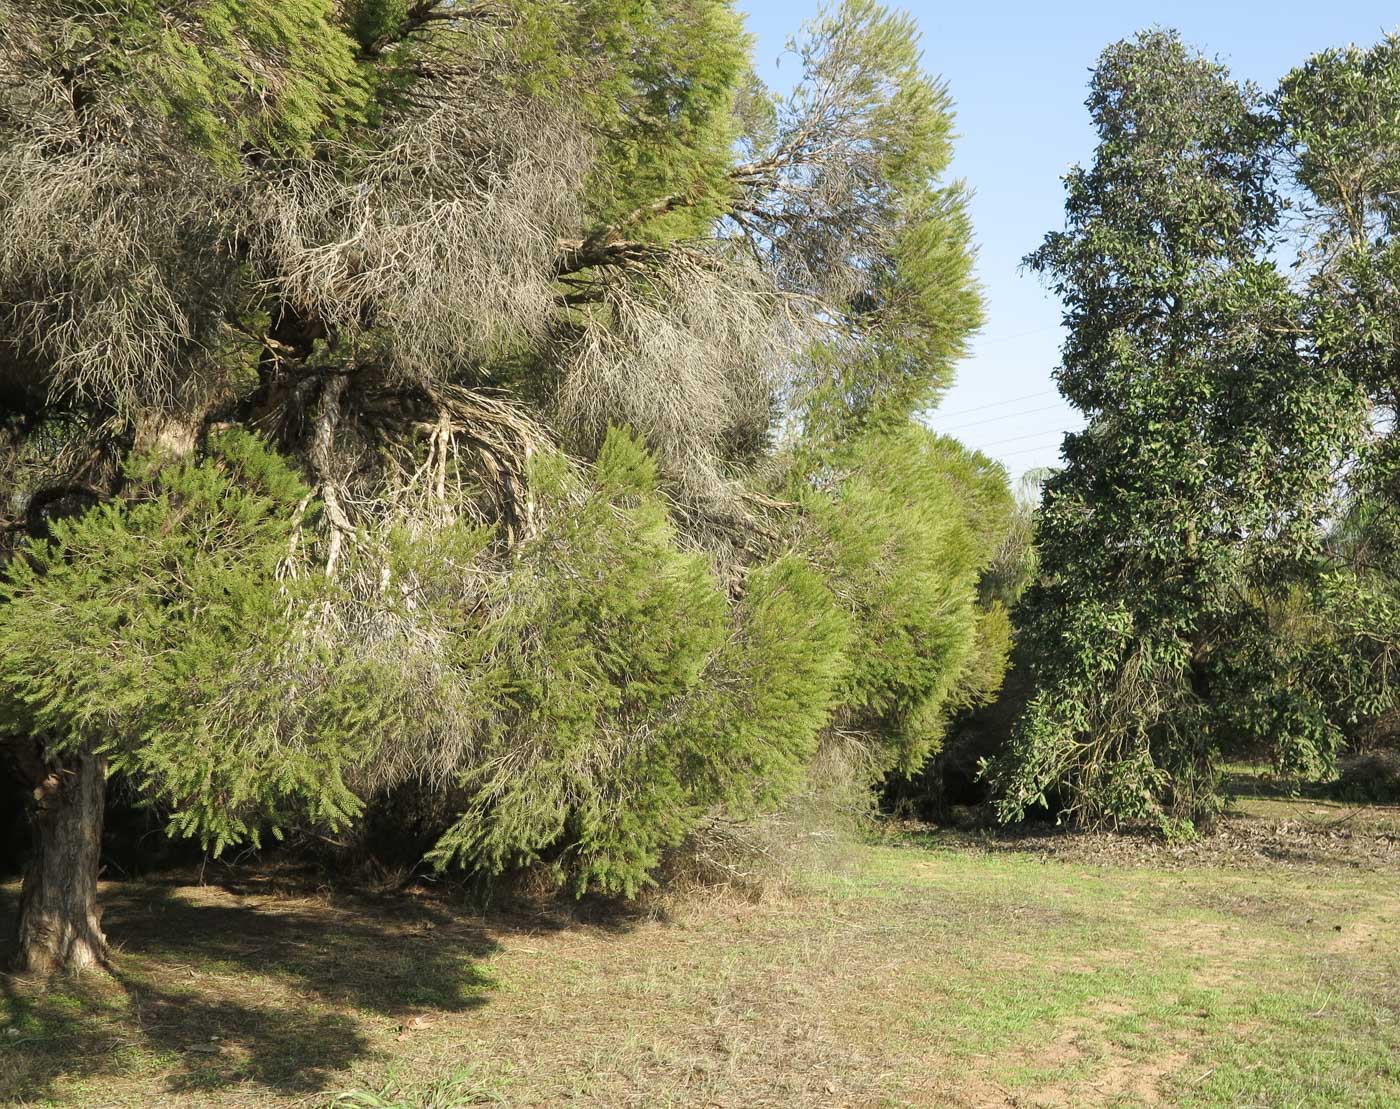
[4,778,1400,1108]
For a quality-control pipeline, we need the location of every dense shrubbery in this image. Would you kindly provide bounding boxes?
[422,430,854,895]
[800,428,1020,776]
[0,419,1008,902]
[883,471,1040,821]
[1333,751,1400,805]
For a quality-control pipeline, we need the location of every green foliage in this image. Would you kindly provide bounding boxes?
[993,31,1369,831]
[1270,38,1400,754]
[1277,35,1400,248]
[805,182,982,444]
[345,0,410,55]
[801,426,1017,773]
[680,553,853,816]
[792,2,983,446]
[502,0,752,237]
[0,432,389,853]
[585,0,750,236]
[0,425,861,896]
[427,429,849,896]
[425,429,726,894]
[27,0,370,165]
[0,0,1009,912]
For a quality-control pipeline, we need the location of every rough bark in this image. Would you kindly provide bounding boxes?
[132,406,202,459]
[6,397,203,977]
[12,750,109,976]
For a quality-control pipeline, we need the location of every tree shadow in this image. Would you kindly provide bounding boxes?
[0,873,554,1102]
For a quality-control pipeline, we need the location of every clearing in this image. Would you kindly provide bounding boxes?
[4,774,1399,1107]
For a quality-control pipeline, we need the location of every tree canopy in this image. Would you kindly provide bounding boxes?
[0,0,1010,974]
[991,29,1400,833]
[17,0,1400,986]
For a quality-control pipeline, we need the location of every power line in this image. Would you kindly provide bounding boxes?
[932,400,1071,434]
[978,428,1070,450]
[999,439,1070,460]
[930,388,1060,421]
[973,323,1062,348]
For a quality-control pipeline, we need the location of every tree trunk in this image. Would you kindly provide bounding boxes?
[12,750,109,976]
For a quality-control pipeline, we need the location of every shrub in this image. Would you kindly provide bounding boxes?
[1332,750,1400,804]
[799,426,1019,775]
[425,429,850,896]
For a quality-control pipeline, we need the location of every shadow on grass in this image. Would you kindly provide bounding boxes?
[1219,766,1309,802]
[0,872,592,1102]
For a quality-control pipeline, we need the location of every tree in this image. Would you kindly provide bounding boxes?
[0,0,998,974]
[1269,34,1400,751]
[991,31,1366,832]
[799,428,1020,778]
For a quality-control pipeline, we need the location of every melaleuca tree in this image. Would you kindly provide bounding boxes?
[759,1,983,449]
[424,429,851,896]
[800,429,1018,778]
[990,31,1367,833]
[0,433,411,971]
[886,469,1043,820]
[0,0,996,974]
[766,3,1002,784]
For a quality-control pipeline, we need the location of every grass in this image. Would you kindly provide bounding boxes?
[3,775,1399,1107]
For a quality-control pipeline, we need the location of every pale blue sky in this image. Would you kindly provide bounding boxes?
[737,2,1400,480]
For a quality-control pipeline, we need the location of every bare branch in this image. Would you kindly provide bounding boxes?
[255,103,591,386]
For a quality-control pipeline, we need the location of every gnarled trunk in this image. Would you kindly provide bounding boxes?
[7,400,199,977]
[12,750,108,975]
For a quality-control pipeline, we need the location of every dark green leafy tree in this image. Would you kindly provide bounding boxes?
[992,31,1367,832]
[1270,34,1400,749]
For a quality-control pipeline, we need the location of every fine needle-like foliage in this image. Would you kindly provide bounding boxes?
[0,432,382,853]
[0,0,1009,974]
[801,427,1018,777]
[426,430,852,896]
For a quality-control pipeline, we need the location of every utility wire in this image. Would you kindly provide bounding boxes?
[999,439,1072,460]
[978,428,1071,450]
[973,323,1062,348]
[931,400,1071,434]
[930,388,1060,421]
